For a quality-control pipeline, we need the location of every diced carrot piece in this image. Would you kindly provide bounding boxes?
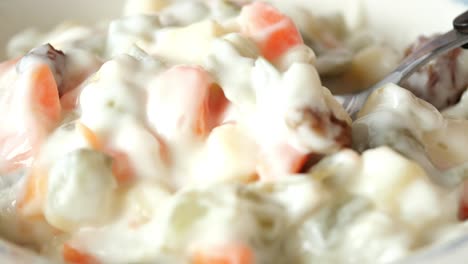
[61,86,84,111]
[0,62,61,173]
[196,83,230,136]
[239,1,303,61]
[148,65,229,137]
[282,144,309,173]
[257,143,308,181]
[192,243,254,264]
[458,180,468,221]
[30,64,62,124]
[17,168,48,218]
[63,243,100,264]
[108,149,135,184]
[76,122,103,150]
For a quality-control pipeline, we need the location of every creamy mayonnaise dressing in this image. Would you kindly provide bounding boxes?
[0,1,468,264]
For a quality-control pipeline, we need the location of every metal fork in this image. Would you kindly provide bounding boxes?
[336,10,468,118]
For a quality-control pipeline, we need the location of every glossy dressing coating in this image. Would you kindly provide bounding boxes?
[0,1,467,264]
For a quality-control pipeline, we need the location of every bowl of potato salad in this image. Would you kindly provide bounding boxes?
[2,0,468,263]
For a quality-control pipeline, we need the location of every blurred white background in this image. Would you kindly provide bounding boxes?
[0,0,125,58]
[0,0,466,59]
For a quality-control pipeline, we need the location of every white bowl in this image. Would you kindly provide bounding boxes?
[1,0,468,263]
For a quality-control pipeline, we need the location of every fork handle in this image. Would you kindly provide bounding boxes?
[337,10,468,118]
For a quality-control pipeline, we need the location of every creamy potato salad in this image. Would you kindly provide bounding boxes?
[2,0,468,263]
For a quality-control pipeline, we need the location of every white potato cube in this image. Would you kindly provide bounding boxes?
[45,149,117,231]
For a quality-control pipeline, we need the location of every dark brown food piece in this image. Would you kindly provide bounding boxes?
[17,43,67,96]
[402,35,467,109]
[286,107,352,149]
